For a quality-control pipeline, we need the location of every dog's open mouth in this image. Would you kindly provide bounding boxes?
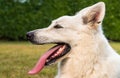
[28,43,71,75]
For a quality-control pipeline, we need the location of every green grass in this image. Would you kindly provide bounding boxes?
[0,41,57,78]
[0,41,120,78]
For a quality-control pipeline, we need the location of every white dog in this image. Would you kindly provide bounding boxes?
[27,2,120,78]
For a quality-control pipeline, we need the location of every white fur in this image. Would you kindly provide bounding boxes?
[30,2,120,78]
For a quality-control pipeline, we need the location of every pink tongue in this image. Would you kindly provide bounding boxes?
[28,45,63,75]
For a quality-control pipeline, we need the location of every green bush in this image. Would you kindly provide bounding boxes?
[0,0,120,41]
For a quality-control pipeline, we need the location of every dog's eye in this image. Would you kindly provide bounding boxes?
[54,25,63,29]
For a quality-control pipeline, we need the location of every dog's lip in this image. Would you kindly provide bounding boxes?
[31,41,69,45]
[28,42,71,75]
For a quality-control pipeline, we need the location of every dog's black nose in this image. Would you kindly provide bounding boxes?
[26,32,34,40]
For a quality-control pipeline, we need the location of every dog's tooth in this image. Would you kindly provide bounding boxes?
[51,55,55,58]
[56,51,60,54]
[52,53,58,58]
[56,48,63,54]
[54,53,58,56]
[59,48,63,51]
[46,60,49,62]
[58,45,65,52]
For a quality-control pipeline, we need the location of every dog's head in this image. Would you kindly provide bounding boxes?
[27,2,105,46]
[27,2,105,75]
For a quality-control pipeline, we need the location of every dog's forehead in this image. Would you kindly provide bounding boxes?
[52,16,74,25]
[55,16,71,21]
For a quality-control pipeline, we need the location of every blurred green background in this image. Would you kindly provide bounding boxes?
[0,0,120,41]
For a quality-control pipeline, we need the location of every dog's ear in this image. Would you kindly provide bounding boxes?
[77,2,105,27]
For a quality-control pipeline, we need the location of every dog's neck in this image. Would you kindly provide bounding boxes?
[57,33,114,78]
